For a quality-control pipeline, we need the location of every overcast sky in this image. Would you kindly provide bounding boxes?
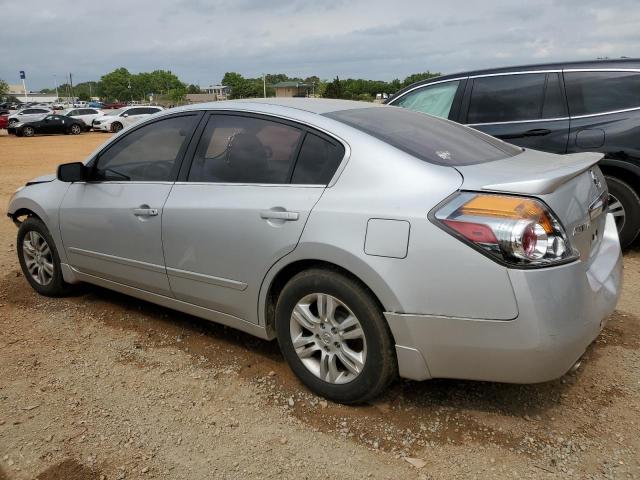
[1,0,638,90]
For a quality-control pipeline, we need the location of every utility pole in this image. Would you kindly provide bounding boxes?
[69,73,74,105]
[263,73,266,98]
[53,74,59,100]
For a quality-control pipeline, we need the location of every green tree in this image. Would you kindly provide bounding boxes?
[186,84,201,94]
[402,71,440,88]
[0,78,8,97]
[77,91,90,101]
[167,85,187,105]
[100,67,132,101]
[222,72,251,99]
[323,76,342,99]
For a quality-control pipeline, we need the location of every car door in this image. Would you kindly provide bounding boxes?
[59,112,202,296]
[460,72,570,153]
[162,112,344,323]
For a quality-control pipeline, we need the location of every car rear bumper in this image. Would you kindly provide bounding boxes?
[385,213,623,383]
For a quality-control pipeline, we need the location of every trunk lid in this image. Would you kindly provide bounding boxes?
[456,150,609,262]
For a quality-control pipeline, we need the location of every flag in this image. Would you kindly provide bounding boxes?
[19,71,25,79]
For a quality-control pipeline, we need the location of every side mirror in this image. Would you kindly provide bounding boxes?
[122,113,129,117]
[57,162,87,182]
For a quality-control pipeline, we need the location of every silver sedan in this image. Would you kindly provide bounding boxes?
[7,99,622,403]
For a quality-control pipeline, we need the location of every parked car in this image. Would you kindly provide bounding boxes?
[63,108,104,127]
[387,58,640,248]
[8,107,52,128]
[7,99,622,403]
[12,113,86,137]
[0,113,8,130]
[102,102,127,109]
[87,101,105,109]
[91,105,163,132]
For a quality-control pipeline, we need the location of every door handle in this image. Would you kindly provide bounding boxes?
[260,210,299,221]
[498,128,552,140]
[133,208,159,217]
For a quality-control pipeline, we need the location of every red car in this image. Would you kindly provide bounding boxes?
[0,113,8,130]
[102,102,127,109]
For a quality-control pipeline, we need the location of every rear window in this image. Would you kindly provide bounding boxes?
[324,107,521,166]
[564,71,640,116]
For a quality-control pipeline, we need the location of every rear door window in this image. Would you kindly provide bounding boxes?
[291,133,345,185]
[467,73,547,123]
[392,81,461,119]
[188,114,304,184]
[564,71,640,116]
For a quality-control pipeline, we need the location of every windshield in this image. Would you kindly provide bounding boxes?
[324,106,522,166]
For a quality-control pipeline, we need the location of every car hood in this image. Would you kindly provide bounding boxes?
[25,174,56,186]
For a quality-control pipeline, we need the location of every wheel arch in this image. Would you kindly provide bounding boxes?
[599,157,640,195]
[259,246,403,340]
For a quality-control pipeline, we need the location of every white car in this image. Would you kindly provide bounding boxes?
[63,108,104,127]
[8,107,53,127]
[92,106,164,132]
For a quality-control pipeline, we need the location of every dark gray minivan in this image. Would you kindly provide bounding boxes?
[387,59,640,247]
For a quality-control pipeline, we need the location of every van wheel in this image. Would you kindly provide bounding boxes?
[605,176,640,248]
[17,217,76,297]
[275,269,397,404]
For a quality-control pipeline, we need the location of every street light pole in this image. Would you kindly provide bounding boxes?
[53,74,59,100]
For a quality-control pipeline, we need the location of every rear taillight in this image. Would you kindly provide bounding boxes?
[432,192,577,267]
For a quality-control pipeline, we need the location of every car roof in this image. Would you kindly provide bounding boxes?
[389,57,640,99]
[177,98,382,115]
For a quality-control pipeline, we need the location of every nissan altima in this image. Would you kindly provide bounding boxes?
[7,99,622,403]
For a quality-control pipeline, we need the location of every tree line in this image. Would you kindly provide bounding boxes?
[2,68,441,104]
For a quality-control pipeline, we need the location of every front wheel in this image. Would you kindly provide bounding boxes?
[17,217,75,297]
[605,176,640,248]
[275,269,397,404]
[22,126,35,137]
[69,123,82,135]
[110,122,123,133]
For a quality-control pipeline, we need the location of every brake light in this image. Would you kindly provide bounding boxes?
[432,192,577,267]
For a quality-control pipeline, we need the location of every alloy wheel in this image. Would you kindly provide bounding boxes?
[290,293,367,384]
[22,231,54,286]
[23,126,34,137]
[608,193,626,233]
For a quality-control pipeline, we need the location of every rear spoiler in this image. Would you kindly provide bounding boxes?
[456,152,603,196]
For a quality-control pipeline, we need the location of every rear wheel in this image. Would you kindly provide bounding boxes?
[605,176,640,248]
[110,122,123,133]
[275,269,397,404]
[17,217,76,297]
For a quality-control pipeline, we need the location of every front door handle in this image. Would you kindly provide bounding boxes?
[133,208,159,217]
[497,128,552,140]
[260,210,299,221]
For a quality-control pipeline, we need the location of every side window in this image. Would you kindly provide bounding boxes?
[291,133,345,184]
[145,107,161,115]
[22,109,35,114]
[542,73,567,118]
[125,108,141,116]
[68,110,79,116]
[95,115,198,182]
[188,115,303,184]
[393,81,461,119]
[81,109,94,115]
[565,71,640,116]
[467,73,546,123]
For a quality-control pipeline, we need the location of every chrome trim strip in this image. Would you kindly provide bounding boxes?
[166,266,247,291]
[570,106,640,119]
[563,68,640,73]
[69,267,271,340]
[386,77,467,105]
[468,69,561,78]
[467,116,569,127]
[172,182,324,188]
[67,247,166,274]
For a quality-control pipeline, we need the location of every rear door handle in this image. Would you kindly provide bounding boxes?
[498,128,552,140]
[133,208,159,217]
[260,210,299,221]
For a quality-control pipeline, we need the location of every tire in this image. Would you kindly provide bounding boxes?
[275,269,397,404]
[17,217,75,297]
[605,176,640,248]
[110,122,123,133]
[8,118,18,127]
[70,123,82,135]
[22,126,35,137]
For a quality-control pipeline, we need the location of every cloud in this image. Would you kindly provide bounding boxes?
[0,0,637,90]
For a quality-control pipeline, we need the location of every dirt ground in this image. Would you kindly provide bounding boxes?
[0,131,639,480]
